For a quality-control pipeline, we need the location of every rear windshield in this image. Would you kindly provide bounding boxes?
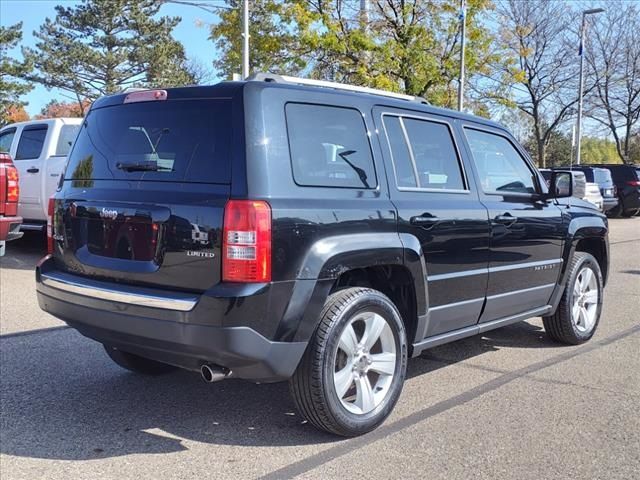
[581,169,594,182]
[65,99,232,183]
[593,168,611,184]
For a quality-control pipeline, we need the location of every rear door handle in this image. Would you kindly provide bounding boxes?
[494,213,517,226]
[410,215,440,229]
[27,167,39,173]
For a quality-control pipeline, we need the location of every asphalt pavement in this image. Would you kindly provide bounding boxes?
[0,218,638,480]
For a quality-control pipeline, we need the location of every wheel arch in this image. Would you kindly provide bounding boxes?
[548,216,609,313]
[283,233,428,346]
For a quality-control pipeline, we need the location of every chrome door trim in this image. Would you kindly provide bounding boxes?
[427,258,563,282]
[485,283,557,301]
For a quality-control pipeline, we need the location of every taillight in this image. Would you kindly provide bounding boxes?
[47,197,55,254]
[0,153,19,203]
[6,165,19,203]
[222,200,271,283]
[626,180,640,187]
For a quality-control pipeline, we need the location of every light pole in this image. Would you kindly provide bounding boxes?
[242,0,250,79]
[575,8,604,164]
[457,0,466,111]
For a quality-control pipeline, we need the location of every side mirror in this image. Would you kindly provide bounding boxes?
[547,171,585,199]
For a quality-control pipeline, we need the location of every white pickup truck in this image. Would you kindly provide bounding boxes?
[0,118,82,230]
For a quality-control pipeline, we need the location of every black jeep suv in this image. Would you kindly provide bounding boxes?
[36,75,609,437]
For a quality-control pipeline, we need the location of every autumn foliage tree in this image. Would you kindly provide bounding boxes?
[36,99,91,119]
[2,104,30,126]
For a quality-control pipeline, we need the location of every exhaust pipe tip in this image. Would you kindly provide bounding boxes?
[200,364,228,383]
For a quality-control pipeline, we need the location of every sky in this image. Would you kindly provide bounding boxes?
[0,0,221,116]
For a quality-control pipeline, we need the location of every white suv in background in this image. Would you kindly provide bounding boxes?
[0,118,82,230]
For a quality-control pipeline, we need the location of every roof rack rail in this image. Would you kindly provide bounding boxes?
[247,72,429,105]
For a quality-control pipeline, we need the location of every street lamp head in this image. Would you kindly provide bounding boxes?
[583,8,605,15]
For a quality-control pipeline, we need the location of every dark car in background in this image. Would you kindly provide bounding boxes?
[590,164,640,217]
[569,166,618,214]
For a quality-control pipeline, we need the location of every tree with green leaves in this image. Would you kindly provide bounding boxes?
[294,0,498,109]
[209,0,305,79]
[25,0,195,113]
[0,23,33,126]
[207,1,497,111]
[580,137,623,165]
[304,0,496,107]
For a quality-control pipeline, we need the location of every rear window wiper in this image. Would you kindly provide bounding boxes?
[116,161,165,172]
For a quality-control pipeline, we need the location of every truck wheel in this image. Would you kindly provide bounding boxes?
[543,252,603,345]
[103,345,177,375]
[289,287,407,437]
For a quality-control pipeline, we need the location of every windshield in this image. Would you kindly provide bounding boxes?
[65,99,232,184]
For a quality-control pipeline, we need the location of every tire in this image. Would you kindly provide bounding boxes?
[103,345,177,375]
[606,203,622,218]
[622,209,637,218]
[542,252,603,345]
[289,287,408,437]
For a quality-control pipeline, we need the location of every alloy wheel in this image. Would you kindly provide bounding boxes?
[333,311,397,415]
[572,266,599,333]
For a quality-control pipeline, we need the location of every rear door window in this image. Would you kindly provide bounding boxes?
[55,124,81,156]
[383,115,466,190]
[65,100,232,183]
[402,118,465,190]
[15,126,48,160]
[382,116,416,188]
[285,103,377,189]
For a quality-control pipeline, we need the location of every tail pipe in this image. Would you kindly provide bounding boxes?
[200,364,230,383]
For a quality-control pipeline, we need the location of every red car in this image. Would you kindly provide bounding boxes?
[0,152,23,256]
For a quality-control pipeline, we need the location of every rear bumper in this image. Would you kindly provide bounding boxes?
[0,215,23,242]
[602,197,618,212]
[35,256,307,382]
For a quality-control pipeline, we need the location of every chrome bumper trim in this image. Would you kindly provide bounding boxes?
[40,273,197,312]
